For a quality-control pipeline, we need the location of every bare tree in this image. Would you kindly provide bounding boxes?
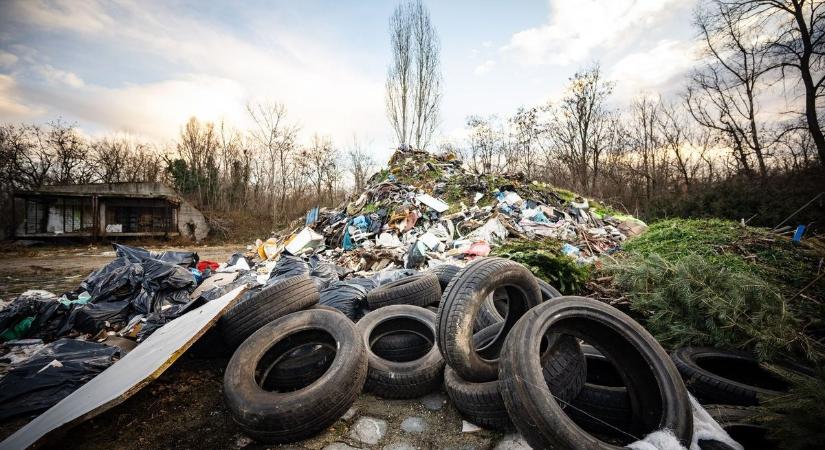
[722,0,825,166]
[91,137,130,184]
[545,65,615,193]
[246,102,298,223]
[386,0,441,150]
[688,2,774,177]
[347,137,376,193]
[300,134,337,205]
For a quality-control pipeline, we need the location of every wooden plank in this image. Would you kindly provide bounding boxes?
[0,286,245,450]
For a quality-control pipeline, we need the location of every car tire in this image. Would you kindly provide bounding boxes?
[671,347,794,406]
[220,275,319,348]
[499,296,693,449]
[436,257,542,382]
[366,273,441,309]
[223,309,367,444]
[358,305,444,399]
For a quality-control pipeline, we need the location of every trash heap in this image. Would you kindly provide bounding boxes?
[255,146,648,275]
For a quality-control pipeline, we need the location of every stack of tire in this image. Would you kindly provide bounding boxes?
[219,270,449,444]
[436,257,696,449]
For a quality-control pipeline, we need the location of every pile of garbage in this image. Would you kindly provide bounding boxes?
[255,146,648,274]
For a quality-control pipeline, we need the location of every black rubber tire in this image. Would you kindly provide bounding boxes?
[475,287,510,329]
[223,309,367,444]
[357,305,444,399]
[446,324,585,431]
[671,347,793,406]
[220,275,319,348]
[366,273,441,309]
[701,405,776,450]
[430,264,461,292]
[371,331,432,362]
[475,277,561,329]
[436,257,542,382]
[568,345,632,437]
[538,278,562,299]
[499,296,693,449]
[264,343,336,391]
[444,366,511,431]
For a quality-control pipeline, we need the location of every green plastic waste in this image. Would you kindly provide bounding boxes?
[0,316,35,341]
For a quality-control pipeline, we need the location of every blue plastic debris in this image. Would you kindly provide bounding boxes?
[793,224,806,243]
[561,243,580,257]
[306,207,320,225]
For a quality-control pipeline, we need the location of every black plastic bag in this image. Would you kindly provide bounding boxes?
[141,259,195,293]
[268,255,310,284]
[113,243,198,268]
[81,257,144,300]
[0,292,70,342]
[136,294,203,342]
[319,281,369,320]
[60,299,132,335]
[0,339,119,419]
[308,255,340,290]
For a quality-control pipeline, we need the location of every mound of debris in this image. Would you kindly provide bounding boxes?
[257,146,647,273]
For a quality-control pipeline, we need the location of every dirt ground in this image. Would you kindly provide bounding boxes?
[0,244,512,450]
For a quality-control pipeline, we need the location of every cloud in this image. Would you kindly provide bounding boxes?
[608,39,700,101]
[8,0,114,34]
[1,0,387,153]
[0,74,42,118]
[0,50,18,68]
[474,60,496,75]
[37,64,84,88]
[504,0,686,66]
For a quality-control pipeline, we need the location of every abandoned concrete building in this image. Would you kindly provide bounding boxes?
[12,182,209,241]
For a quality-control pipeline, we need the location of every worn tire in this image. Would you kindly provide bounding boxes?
[671,347,793,406]
[437,257,541,382]
[430,264,461,292]
[446,324,585,431]
[223,309,367,444]
[701,405,776,450]
[220,275,319,348]
[444,367,511,430]
[358,305,444,399]
[537,278,562,299]
[568,345,632,437]
[499,296,693,449]
[366,273,441,309]
[371,331,432,362]
[475,277,561,329]
[265,343,336,391]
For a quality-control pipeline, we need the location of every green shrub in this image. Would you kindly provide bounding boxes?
[492,239,591,294]
[610,253,820,363]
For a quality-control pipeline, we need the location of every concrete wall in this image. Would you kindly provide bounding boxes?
[178,199,209,242]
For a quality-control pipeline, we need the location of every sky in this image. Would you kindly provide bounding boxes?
[0,0,701,163]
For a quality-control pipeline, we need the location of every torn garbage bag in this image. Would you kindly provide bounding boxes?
[268,255,310,283]
[0,292,68,342]
[308,256,340,290]
[140,259,196,293]
[318,281,369,320]
[0,339,119,420]
[80,258,144,300]
[113,243,199,267]
[59,299,132,335]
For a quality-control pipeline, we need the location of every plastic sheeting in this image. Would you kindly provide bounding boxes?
[318,281,369,320]
[113,243,199,268]
[0,339,119,420]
